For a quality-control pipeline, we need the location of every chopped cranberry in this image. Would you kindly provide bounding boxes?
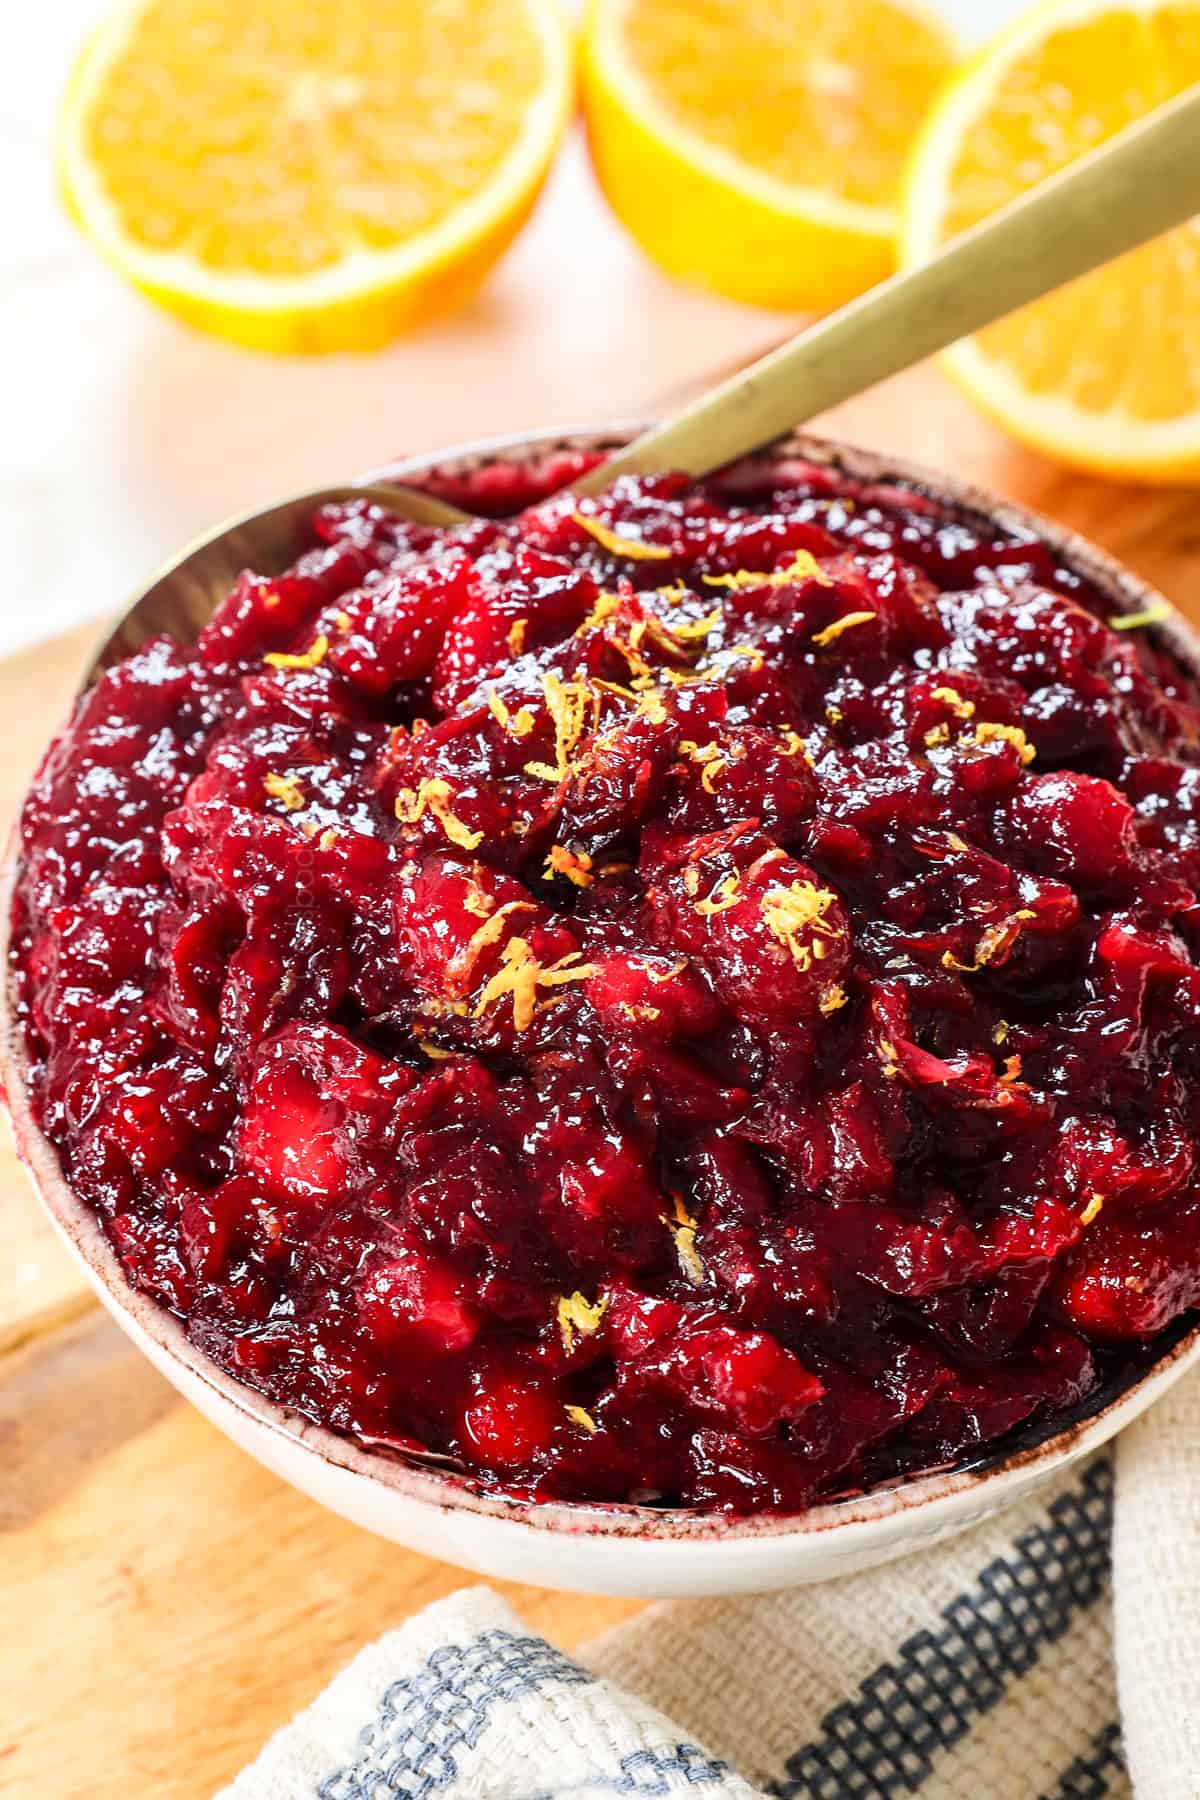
[12,461,1200,1513]
[358,1230,482,1354]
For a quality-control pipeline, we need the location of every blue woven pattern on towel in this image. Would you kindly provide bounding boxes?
[319,1629,591,1800]
[1043,1723,1125,1800]
[522,1746,734,1797]
[770,1459,1116,1799]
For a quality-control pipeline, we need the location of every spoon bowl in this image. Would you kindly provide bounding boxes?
[88,479,472,687]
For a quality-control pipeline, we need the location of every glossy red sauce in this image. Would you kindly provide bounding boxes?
[13,454,1200,1512]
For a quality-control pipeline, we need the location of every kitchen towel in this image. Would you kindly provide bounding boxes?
[220,1367,1200,1800]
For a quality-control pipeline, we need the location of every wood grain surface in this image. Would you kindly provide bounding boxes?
[4,364,1200,1799]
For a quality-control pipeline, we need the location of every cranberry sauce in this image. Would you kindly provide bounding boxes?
[13,457,1200,1513]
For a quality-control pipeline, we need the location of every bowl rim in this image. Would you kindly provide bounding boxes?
[6,419,1200,1546]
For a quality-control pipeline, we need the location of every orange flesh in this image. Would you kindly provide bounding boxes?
[619,0,955,209]
[939,7,1200,422]
[83,0,547,275]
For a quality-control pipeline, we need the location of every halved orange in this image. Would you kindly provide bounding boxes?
[58,0,574,353]
[581,0,958,312]
[901,0,1200,482]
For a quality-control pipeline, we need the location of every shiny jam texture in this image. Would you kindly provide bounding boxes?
[15,455,1200,1513]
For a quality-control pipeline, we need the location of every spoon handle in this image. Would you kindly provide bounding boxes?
[576,83,1200,490]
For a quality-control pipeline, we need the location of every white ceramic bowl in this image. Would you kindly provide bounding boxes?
[6,425,1200,1598]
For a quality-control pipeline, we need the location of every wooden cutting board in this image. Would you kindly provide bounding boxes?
[5,364,1200,1800]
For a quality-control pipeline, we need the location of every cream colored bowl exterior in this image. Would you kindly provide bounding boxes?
[6,424,1200,1598]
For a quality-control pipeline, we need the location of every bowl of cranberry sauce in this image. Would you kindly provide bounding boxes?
[7,426,1200,1594]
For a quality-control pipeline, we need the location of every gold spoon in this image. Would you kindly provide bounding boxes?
[578,82,1200,492]
[92,82,1200,683]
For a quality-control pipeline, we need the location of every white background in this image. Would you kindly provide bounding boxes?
[4,0,1018,660]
